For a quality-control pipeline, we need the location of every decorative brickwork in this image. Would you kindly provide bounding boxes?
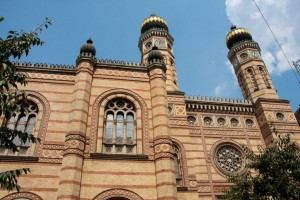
[2,192,43,200]
[94,189,143,200]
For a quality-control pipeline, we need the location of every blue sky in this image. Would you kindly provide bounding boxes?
[1,0,299,111]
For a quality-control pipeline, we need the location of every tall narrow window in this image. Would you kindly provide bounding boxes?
[173,145,183,186]
[259,66,271,88]
[103,99,136,154]
[247,68,259,91]
[238,74,250,97]
[0,103,38,156]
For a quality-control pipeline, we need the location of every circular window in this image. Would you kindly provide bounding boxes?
[245,119,254,127]
[276,112,284,120]
[187,116,196,125]
[203,117,212,125]
[145,41,152,49]
[215,144,244,175]
[231,118,239,127]
[240,52,248,60]
[217,117,226,126]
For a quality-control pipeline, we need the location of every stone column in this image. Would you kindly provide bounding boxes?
[148,59,178,200]
[57,54,95,200]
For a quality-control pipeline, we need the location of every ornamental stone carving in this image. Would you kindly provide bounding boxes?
[214,143,245,175]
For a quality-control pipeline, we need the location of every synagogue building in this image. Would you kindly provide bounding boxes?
[1,14,299,200]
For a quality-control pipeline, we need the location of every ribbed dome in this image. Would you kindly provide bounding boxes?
[80,38,96,56]
[141,14,168,33]
[226,26,253,49]
[148,46,164,62]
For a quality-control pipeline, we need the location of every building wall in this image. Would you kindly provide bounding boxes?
[0,27,300,199]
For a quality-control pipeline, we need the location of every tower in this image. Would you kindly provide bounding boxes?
[226,27,300,146]
[139,14,179,91]
[226,26,278,102]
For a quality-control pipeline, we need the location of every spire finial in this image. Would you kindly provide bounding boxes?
[231,25,237,30]
[87,37,93,44]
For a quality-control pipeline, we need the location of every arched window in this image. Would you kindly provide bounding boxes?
[259,66,271,88]
[238,74,250,97]
[173,144,183,186]
[0,102,38,156]
[103,99,136,154]
[247,68,259,91]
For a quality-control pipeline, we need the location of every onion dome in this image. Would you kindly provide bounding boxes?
[226,25,253,49]
[141,14,168,33]
[147,46,164,62]
[80,38,96,56]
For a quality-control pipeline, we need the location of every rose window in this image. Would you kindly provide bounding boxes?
[215,144,244,174]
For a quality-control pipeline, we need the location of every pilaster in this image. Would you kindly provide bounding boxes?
[57,54,95,200]
[148,60,178,200]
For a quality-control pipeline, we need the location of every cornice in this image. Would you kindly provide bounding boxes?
[138,28,174,49]
[185,96,254,114]
[14,61,76,75]
[96,59,147,71]
[228,41,260,59]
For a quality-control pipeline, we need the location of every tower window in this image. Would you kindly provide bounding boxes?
[0,103,38,156]
[240,52,248,60]
[145,41,152,49]
[247,68,259,91]
[238,74,250,98]
[259,66,271,88]
[103,99,136,154]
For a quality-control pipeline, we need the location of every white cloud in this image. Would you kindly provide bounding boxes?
[214,85,223,97]
[225,0,300,75]
[226,60,239,86]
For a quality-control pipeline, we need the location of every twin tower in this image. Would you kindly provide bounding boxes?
[80,14,279,102]
[137,14,279,102]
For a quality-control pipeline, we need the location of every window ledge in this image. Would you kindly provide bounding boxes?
[90,153,149,161]
[0,156,39,162]
[177,186,188,191]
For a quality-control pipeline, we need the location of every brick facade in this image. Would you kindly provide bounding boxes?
[0,15,299,200]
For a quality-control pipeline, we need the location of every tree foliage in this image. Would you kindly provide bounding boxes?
[0,17,52,192]
[225,127,300,200]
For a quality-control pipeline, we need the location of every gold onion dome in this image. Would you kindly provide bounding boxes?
[226,25,253,49]
[141,13,168,33]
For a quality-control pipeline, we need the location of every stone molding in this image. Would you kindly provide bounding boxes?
[2,192,43,200]
[97,59,146,68]
[93,188,143,200]
[27,91,51,158]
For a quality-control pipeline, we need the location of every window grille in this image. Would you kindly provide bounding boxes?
[103,99,136,154]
